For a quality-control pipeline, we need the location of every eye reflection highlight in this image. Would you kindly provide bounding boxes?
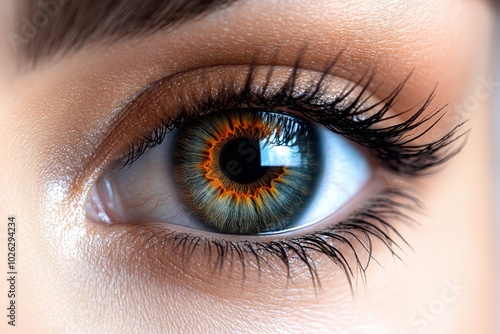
[260,143,303,168]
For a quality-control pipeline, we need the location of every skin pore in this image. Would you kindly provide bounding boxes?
[0,0,495,333]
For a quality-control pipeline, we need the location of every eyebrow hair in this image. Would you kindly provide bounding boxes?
[12,0,239,67]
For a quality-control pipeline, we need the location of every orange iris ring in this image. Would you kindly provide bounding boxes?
[200,116,287,203]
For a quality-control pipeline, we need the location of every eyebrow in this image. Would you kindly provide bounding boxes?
[13,0,239,66]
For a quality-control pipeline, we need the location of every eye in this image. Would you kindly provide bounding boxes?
[86,108,370,235]
[83,63,464,285]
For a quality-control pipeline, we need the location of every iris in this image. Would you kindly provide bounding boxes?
[172,109,322,234]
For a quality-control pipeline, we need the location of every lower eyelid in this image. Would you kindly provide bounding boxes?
[84,160,415,292]
[83,183,418,296]
[164,166,390,241]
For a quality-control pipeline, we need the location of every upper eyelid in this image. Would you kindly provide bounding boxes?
[70,61,463,202]
[113,64,466,174]
[66,63,353,200]
[80,64,367,168]
[109,65,370,166]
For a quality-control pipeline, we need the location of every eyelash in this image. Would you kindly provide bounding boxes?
[120,188,419,292]
[107,58,467,289]
[118,62,467,175]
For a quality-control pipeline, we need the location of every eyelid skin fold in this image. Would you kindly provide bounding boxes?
[99,63,466,176]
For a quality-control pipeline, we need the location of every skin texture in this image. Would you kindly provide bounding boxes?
[0,0,496,333]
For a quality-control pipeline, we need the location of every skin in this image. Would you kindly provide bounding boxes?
[0,0,495,333]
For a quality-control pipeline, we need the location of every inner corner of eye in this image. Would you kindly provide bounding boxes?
[84,109,372,235]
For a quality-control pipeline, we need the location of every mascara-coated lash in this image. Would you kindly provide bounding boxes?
[115,61,467,176]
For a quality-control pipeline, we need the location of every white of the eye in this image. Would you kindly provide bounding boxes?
[94,123,371,233]
[291,126,371,229]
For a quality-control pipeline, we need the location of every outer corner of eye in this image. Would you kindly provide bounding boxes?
[84,108,376,237]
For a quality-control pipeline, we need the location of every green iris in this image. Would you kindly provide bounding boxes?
[172,109,322,234]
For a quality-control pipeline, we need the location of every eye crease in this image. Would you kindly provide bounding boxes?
[84,60,466,285]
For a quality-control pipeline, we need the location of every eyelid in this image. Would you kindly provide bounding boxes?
[107,65,380,161]
[68,64,366,201]
[107,64,465,176]
[74,61,466,203]
[80,65,367,176]
[87,184,421,292]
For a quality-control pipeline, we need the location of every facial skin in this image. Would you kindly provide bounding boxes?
[0,0,496,333]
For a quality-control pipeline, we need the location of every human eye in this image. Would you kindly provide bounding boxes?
[83,61,464,286]
[3,0,495,331]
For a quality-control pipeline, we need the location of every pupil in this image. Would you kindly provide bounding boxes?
[220,137,269,184]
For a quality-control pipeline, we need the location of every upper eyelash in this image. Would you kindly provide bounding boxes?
[116,59,468,176]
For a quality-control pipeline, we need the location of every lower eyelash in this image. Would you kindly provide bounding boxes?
[117,187,419,292]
